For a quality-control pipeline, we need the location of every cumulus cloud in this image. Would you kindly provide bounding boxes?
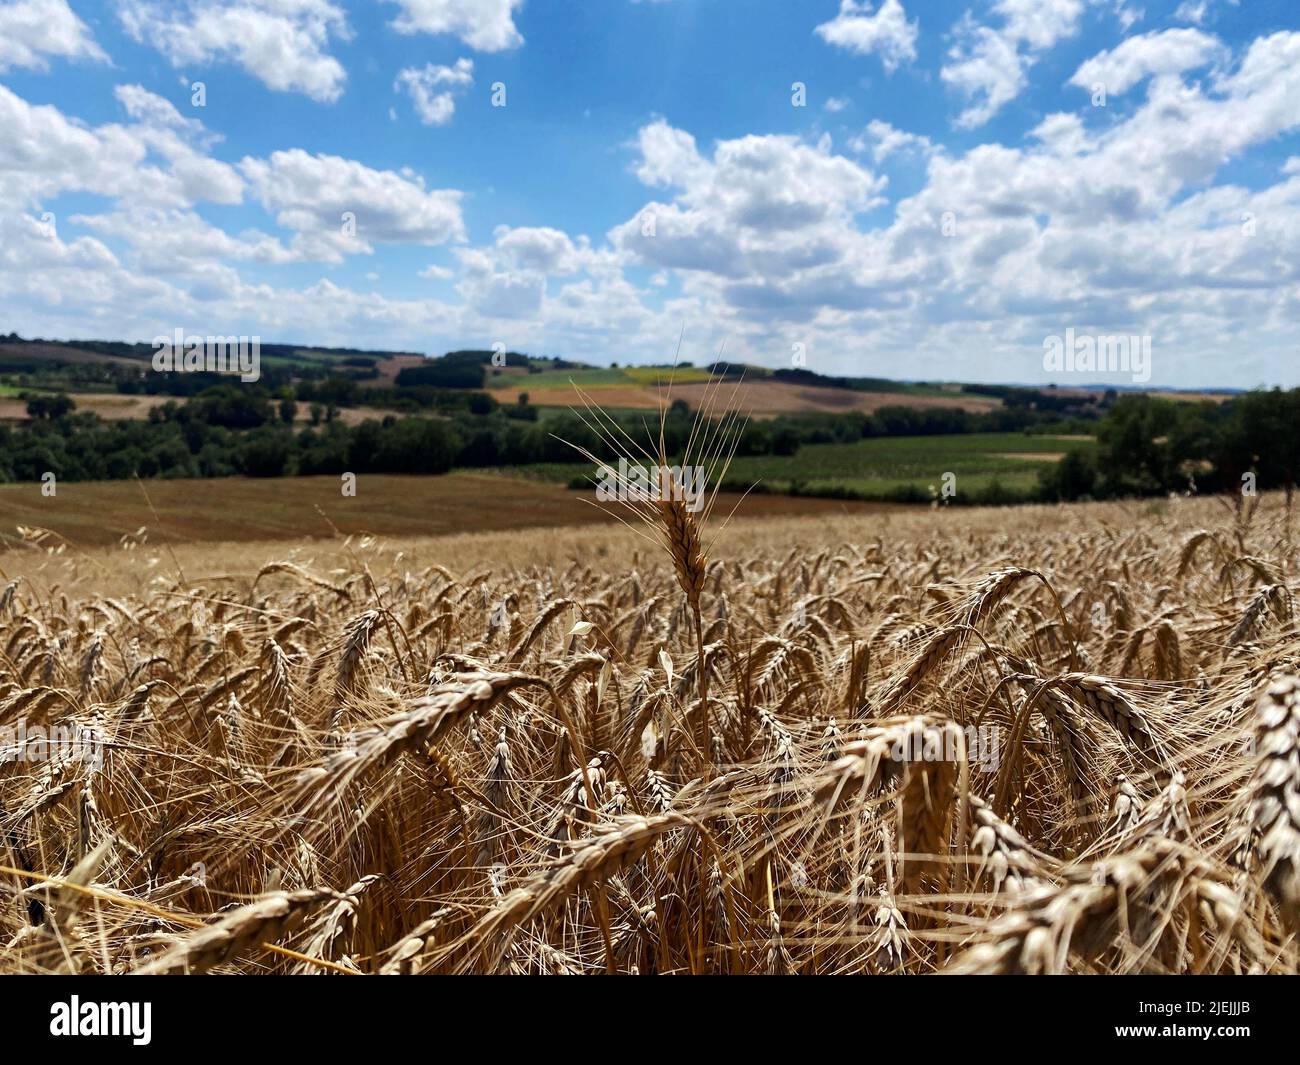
[385,0,525,52]
[72,206,298,274]
[849,119,935,163]
[394,58,474,125]
[4,25,1300,387]
[0,0,106,71]
[446,225,607,321]
[454,246,544,318]
[0,82,243,211]
[1070,28,1225,95]
[116,0,350,103]
[492,226,580,274]
[611,120,888,314]
[814,0,919,72]
[942,0,1083,127]
[1115,4,1143,32]
[239,149,467,260]
[0,84,144,206]
[112,85,245,204]
[0,77,476,313]
[591,34,1300,380]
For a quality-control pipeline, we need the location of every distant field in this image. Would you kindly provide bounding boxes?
[0,392,403,426]
[489,376,1000,416]
[0,393,170,420]
[0,341,141,368]
[0,339,420,383]
[0,473,902,550]
[496,432,1094,499]
[371,353,428,386]
[723,432,1094,496]
[484,365,1000,416]
[486,365,716,391]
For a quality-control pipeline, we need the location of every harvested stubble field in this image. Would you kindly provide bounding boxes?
[0,474,900,549]
[0,493,1297,974]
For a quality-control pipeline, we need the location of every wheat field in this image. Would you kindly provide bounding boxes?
[0,491,1296,975]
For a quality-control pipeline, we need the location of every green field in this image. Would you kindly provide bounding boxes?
[724,433,1094,498]
[493,432,1095,501]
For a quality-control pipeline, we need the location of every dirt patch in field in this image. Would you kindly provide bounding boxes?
[370,354,428,387]
[0,473,905,550]
[305,406,409,426]
[991,451,1068,462]
[1159,391,1235,403]
[0,393,170,421]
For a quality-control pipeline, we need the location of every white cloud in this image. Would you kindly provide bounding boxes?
[824,96,850,113]
[492,225,580,274]
[1070,28,1224,95]
[0,81,242,210]
[113,85,245,204]
[114,84,205,137]
[1115,4,1143,32]
[445,225,607,320]
[4,27,1300,387]
[116,0,350,103]
[611,120,888,307]
[395,58,474,125]
[0,0,106,71]
[589,36,1300,382]
[0,84,141,206]
[941,23,1027,129]
[454,245,544,318]
[0,77,477,315]
[72,205,297,273]
[942,0,1083,127]
[1174,1,1207,24]
[632,120,710,189]
[0,210,171,313]
[385,0,524,52]
[239,149,467,260]
[995,0,1083,50]
[815,0,918,72]
[850,119,934,162]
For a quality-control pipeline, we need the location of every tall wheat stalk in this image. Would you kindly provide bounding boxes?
[559,362,747,771]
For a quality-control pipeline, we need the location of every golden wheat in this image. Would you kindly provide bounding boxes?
[0,489,1296,974]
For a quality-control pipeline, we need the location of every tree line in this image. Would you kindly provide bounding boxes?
[1,383,1295,506]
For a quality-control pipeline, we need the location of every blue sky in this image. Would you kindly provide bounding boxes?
[1,0,1298,387]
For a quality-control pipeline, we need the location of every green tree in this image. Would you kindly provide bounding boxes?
[26,393,75,420]
[1040,448,1098,501]
[237,431,294,477]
